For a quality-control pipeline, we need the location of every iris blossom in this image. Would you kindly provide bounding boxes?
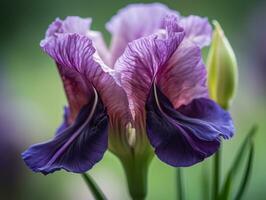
[22,3,234,174]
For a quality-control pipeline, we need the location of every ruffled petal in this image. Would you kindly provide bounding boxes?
[41,33,130,125]
[146,85,234,167]
[106,3,178,66]
[114,15,184,118]
[158,40,208,109]
[45,16,91,38]
[41,33,94,121]
[179,15,212,48]
[22,90,108,174]
[87,30,110,65]
[44,16,110,66]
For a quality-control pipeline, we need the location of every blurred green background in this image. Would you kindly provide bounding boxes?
[0,0,265,199]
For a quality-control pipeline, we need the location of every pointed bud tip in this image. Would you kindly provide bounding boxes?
[207,20,238,109]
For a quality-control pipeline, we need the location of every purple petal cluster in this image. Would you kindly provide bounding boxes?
[22,3,234,174]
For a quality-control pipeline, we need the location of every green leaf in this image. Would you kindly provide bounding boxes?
[82,173,107,200]
[219,125,257,199]
[234,142,254,200]
[177,168,185,200]
[201,164,210,200]
[231,125,257,175]
[219,171,232,200]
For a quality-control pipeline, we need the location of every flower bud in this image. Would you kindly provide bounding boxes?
[207,20,238,109]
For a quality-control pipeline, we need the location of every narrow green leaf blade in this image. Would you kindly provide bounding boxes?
[201,165,210,200]
[82,173,107,200]
[231,125,257,175]
[219,171,232,200]
[219,125,257,199]
[177,168,185,200]
[234,142,254,200]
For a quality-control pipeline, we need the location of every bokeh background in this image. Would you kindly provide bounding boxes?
[0,0,265,199]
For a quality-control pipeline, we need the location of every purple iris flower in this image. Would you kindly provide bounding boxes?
[22,3,234,174]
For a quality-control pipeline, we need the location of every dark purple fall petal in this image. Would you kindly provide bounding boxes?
[56,106,70,135]
[22,90,108,174]
[146,85,234,167]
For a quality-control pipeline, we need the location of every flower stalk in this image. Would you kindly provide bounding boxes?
[121,155,152,200]
[213,149,221,199]
[177,168,185,200]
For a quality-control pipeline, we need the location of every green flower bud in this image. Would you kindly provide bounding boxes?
[207,20,238,109]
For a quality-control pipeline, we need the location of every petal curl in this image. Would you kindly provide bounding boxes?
[41,33,94,121]
[114,16,184,118]
[88,30,110,65]
[42,33,130,125]
[180,15,212,48]
[106,3,178,66]
[146,85,234,167]
[45,16,91,38]
[22,89,108,174]
[158,40,208,109]
[44,16,110,66]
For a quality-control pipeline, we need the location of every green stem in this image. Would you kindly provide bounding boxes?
[177,168,185,200]
[202,163,210,200]
[213,149,221,200]
[121,157,150,200]
[82,173,106,200]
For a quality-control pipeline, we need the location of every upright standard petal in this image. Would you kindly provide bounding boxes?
[146,85,234,167]
[114,15,184,118]
[179,15,212,48]
[45,16,91,38]
[106,3,178,66]
[158,40,208,109]
[44,16,110,65]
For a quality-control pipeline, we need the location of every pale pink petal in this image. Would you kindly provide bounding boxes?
[45,16,91,38]
[87,30,110,65]
[106,3,179,66]
[179,15,212,48]
[44,17,110,65]
[158,40,208,109]
[114,16,184,118]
